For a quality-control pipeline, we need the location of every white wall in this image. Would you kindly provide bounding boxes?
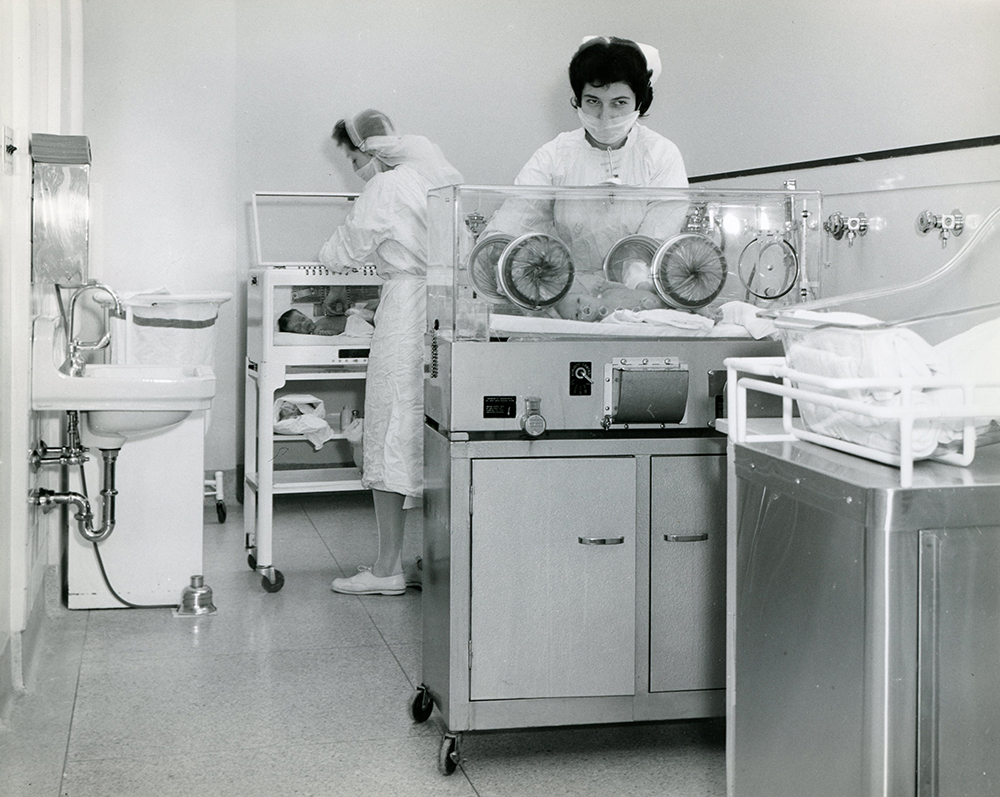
[1,0,81,718]
[80,0,1000,471]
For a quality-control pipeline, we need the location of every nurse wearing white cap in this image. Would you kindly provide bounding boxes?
[515,36,687,189]
[484,37,689,316]
[320,109,463,597]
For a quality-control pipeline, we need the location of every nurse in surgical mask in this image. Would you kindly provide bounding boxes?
[482,37,689,317]
[516,36,687,188]
[319,109,463,597]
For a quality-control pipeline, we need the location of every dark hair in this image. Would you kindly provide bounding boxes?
[331,120,358,151]
[277,308,299,332]
[569,37,653,115]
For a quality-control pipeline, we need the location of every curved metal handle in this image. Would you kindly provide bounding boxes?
[578,536,625,545]
[664,534,709,543]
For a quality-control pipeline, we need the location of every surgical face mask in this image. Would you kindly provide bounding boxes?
[354,155,383,183]
[577,108,640,147]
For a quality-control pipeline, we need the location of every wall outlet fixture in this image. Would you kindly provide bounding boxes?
[2,126,14,175]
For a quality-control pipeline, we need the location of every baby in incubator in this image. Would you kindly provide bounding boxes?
[279,287,380,336]
[278,308,349,336]
[553,270,666,321]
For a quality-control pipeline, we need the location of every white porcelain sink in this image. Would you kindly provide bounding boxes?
[32,316,217,446]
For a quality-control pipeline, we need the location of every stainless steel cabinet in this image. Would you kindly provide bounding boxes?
[728,435,1000,797]
[420,427,728,754]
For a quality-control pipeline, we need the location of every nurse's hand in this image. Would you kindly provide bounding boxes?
[323,287,349,315]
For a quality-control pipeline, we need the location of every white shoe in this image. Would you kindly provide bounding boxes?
[331,566,405,596]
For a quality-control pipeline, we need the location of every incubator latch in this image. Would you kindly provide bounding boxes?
[824,212,868,246]
[520,396,547,437]
[917,209,964,247]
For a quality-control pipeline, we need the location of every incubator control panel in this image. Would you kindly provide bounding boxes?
[426,336,784,433]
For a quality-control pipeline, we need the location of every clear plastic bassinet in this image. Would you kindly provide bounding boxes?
[725,205,1000,486]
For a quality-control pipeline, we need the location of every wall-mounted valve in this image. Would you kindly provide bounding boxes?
[464,211,487,238]
[917,209,964,248]
[823,212,868,247]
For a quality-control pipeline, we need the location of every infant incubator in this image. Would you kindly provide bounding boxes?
[415,184,822,772]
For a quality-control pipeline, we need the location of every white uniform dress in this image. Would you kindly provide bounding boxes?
[488,124,689,272]
[319,164,432,500]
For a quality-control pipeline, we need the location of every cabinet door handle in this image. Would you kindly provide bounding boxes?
[664,534,709,543]
[578,536,625,545]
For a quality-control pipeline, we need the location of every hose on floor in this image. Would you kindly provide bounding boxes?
[79,462,176,610]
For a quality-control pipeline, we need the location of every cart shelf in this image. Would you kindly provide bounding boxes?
[245,466,363,494]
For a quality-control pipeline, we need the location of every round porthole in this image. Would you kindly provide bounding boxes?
[737,237,799,299]
[496,233,575,311]
[603,234,659,289]
[467,235,512,302]
[651,233,728,310]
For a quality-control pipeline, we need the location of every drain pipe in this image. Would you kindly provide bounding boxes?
[29,411,120,542]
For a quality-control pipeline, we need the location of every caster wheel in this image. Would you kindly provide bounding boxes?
[247,553,257,571]
[261,569,285,593]
[216,500,227,523]
[409,686,433,723]
[438,733,459,776]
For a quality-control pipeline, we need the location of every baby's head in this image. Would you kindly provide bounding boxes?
[278,308,315,334]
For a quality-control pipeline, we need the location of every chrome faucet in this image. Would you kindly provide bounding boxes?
[66,281,125,376]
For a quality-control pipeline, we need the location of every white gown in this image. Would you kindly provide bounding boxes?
[319,165,431,499]
[486,124,690,273]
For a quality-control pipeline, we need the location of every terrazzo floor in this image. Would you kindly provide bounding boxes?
[0,491,725,796]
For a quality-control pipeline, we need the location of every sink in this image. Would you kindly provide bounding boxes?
[84,407,194,448]
[31,316,217,446]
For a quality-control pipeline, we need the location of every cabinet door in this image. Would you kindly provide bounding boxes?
[919,526,1000,797]
[649,454,726,693]
[469,457,636,701]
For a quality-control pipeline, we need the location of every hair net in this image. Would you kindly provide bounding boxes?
[344,109,395,149]
[361,134,463,187]
[580,35,662,85]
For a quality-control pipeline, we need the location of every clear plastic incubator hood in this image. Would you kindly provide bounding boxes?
[426,184,823,339]
[727,204,1000,486]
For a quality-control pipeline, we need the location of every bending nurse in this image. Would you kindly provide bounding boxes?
[319,110,463,596]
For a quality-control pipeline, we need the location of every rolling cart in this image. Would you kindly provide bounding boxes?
[242,192,382,591]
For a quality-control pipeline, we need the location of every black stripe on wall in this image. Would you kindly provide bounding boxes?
[688,135,1000,184]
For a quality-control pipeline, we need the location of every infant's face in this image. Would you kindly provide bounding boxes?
[554,292,609,322]
[286,310,316,334]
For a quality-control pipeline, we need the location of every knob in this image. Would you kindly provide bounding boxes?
[917,210,937,234]
[824,212,846,239]
[521,396,547,437]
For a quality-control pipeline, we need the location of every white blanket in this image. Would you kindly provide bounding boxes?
[272,394,335,449]
[489,301,773,339]
[784,311,1000,458]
